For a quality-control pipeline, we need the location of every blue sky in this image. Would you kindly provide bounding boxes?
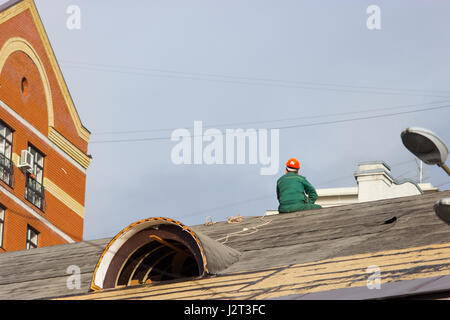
[7,0,450,240]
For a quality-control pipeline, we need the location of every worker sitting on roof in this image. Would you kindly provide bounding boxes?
[276,158,322,213]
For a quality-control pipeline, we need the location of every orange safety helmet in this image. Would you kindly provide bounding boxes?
[286,158,300,170]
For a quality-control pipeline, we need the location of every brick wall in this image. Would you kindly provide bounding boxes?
[0,1,89,251]
[0,7,88,153]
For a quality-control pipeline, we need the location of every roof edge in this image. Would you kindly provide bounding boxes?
[0,0,23,13]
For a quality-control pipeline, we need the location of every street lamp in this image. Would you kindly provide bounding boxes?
[401,127,450,176]
[401,127,450,224]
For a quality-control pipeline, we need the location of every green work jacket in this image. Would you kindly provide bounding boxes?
[276,172,319,213]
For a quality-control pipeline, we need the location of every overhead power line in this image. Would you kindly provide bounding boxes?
[437,181,450,188]
[90,103,450,144]
[60,60,450,99]
[93,99,450,135]
[270,104,450,131]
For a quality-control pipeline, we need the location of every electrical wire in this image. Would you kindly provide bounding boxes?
[60,60,450,98]
[89,103,450,144]
[93,99,450,135]
[270,104,450,131]
[437,181,450,188]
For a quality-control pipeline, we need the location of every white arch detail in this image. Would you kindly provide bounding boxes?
[0,36,54,128]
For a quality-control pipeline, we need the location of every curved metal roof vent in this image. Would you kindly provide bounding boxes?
[90,217,240,291]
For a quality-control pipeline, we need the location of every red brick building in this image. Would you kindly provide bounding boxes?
[0,0,91,252]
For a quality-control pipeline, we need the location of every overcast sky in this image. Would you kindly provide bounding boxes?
[6,0,450,240]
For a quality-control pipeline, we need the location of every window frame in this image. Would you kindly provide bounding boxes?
[0,121,14,186]
[25,144,45,210]
[26,225,39,250]
[27,144,44,184]
[0,206,4,249]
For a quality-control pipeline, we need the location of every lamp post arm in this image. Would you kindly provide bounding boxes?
[440,164,450,176]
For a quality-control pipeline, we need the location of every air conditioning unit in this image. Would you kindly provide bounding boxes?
[18,150,33,171]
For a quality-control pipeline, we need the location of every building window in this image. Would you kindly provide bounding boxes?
[25,145,45,210]
[26,225,39,250]
[0,207,4,248]
[0,122,13,186]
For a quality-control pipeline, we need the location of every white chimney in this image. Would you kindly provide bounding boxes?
[354,161,423,203]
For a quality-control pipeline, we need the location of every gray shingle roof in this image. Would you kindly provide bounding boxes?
[0,190,449,299]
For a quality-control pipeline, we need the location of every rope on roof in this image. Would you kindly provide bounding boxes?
[204,216,216,226]
[218,216,273,244]
[227,214,244,224]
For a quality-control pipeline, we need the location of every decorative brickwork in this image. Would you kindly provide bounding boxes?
[0,0,90,252]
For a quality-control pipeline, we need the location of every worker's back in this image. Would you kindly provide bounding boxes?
[277,172,321,213]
